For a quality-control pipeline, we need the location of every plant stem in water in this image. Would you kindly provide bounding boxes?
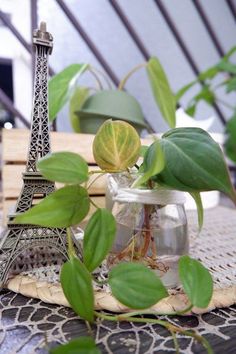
[141,205,152,257]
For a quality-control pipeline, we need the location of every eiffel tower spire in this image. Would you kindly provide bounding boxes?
[0,23,71,288]
[26,22,53,172]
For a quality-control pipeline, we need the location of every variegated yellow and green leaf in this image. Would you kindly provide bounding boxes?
[93,120,141,171]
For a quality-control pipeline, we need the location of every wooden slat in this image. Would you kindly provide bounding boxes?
[2,165,107,199]
[2,196,106,226]
[2,129,96,163]
[2,128,152,164]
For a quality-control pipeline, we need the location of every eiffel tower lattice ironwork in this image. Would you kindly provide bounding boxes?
[0,22,71,288]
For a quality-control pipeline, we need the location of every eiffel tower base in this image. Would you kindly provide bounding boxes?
[0,223,71,288]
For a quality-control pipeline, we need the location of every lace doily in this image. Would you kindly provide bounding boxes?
[4,206,236,314]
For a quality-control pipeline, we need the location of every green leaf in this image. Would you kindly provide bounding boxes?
[60,256,94,322]
[50,337,100,354]
[49,64,88,122]
[108,262,168,309]
[146,57,176,128]
[225,114,236,163]
[93,120,141,171]
[223,46,236,60]
[198,66,219,80]
[37,152,89,184]
[186,103,197,117]
[175,81,197,102]
[194,86,215,106]
[70,87,90,132]
[217,61,236,74]
[15,185,90,227]
[226,77,236,93]
[178,255,213,308]
[154,128,236,203]
[139,145,149,158]
[134,140,165,187]
[189,192,203,231]
[83,209,116,272]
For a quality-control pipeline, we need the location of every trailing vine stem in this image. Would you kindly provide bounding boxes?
[94,311,213,354]
[66,228,76,258]
[118,62,147,90]
[89,65,113,89]
[89,198,100,209]
[88,67,104,90]
[87,173,105,191]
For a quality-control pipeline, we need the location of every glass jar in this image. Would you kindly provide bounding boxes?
[106,174,188,288]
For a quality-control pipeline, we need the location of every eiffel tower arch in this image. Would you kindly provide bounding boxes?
[0,22,72,288]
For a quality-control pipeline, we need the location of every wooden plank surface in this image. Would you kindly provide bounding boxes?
[2,129,96,163]
[2,128,152,164]
[2,165,107,199]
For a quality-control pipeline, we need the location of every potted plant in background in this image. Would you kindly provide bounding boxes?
[48,56,176,134]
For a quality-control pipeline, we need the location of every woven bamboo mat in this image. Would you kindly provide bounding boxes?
[4,206,236,315]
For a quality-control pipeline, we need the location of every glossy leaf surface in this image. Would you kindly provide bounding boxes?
[60,257,94,322]
[37,152,89,184]
[108,262,168,309]
[178,256,213,308]
[15,185,90,227]
[83,209,116,272]
[154,128,236,203]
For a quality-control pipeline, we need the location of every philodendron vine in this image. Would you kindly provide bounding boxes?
[15,120,236,354]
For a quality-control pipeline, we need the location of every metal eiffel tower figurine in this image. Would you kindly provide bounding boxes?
[0,22,70,288]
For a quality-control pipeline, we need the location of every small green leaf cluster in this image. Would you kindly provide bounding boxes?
[176,46,236,163]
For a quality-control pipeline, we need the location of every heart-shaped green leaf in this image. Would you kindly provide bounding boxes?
[83,209,116,272]
[154,128,236,203]
[50,337,100,354]
[108,262,168,309]
[60,256,94,322]
[15,185,90,227]
[37,152,89,184]
[93,120,141,171]
[178,256,213,308]
[49,63,88,121]
[70,87,90,132]
[146,57,176,128]
[134,140,165,187]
